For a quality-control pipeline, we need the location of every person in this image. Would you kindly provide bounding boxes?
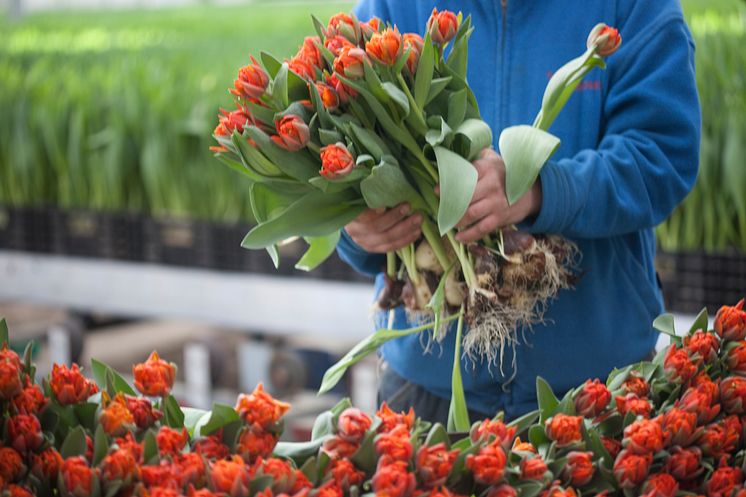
[337,0,701,423]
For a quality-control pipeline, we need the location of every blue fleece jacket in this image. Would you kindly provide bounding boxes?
[337,0,701,419]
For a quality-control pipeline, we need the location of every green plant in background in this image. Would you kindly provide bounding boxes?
[0,2,353,222]
[657,1,746,253]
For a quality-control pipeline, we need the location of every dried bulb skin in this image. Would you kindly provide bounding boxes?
[415,240,444,275]
[378,273,405,309]
[502,230,536,255]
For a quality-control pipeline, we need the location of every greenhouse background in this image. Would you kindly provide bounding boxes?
[0,0,744,439]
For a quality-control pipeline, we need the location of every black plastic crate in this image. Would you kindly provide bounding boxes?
[52,209,113,258]
[657,250,746,314]
[144,217,214,268]
[0,205,24,251]
[209,222,256,272]
[108,211,146,262]
[19,206,55,253]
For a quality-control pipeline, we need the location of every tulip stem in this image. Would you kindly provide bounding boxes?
[421,217,452,272]
[386,251,397,278]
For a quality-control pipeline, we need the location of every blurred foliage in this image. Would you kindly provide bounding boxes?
[657,1,746,252]
[0,2,353,221]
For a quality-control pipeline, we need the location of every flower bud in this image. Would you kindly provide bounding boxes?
[177,458,211,491]
[622,371,649,398]
[545,413,583,447]
[601,436,622,459]
[698,421,728,459]
[327,458,365,491]
[465,441,506,485]
[586,23,622,57]
[563,451,595,487]
[371,460,415,497]
[236,427,278,463]
[360,17,381,40]
[575,379,611,418]
[99,393,135,437]
[658,407,698,446]
[124,395,163,429]
[235,383,290,429]
[427,8,458,44]
[470,418,516,451]
[60,456,96,497]
[726,340,746,375]
[132,351,176,397]
[623,419,664,455]
[325,35,355,57]
[271,115,310,152]
[663,344,697,384]
[684,330,719,365]
[100,449,139,486]
[50,363,98,405]
[705,466,743,497]
[333,46,367,80]
[232,56,269,100]
[326,13,358,44]
[376,402,415,432]
[296,36,322,69]
[11,381,46,415]
[320,143,355,179]
[0,447,25,482]
[0,356,22,400]
[31,447,62,483]
[374,424,413,462]
[613,450,652,488]
[403,33,424,73]
[366,27,402,66]
[338,407,372,443]
[664,446,702,481]
[287,56,315,81]
[193,432,230,461]
[519,455,549,481]
[315,82,340,110]
[209,456,250,497]
[720,376,746,414]
[616,393,652,418]
[678,381,720,424]
[7,413,43,453]
[716,299,746,341]
[156,426,189,456]
[640,473,677,497]
[322,435,359,460]
[486,485,517,497]
[327,73,357,104]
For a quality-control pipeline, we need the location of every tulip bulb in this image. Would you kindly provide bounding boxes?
[415,240,443,275]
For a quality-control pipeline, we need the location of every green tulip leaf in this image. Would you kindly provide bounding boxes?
[688,307,708,335]
[163,394,185,429]
[295,232,341,271]
[348,122,391,162]
[499,125,560,205]
[260,51,283,78]
[454,119,493,161]
[242,190,364,250]
[360,158,427,211]
[382,82,410,117]
[272,63,289,109]
[60,426,87,459]
[652,313,676,337]
[447,310,470,433]
[0,318,8,346]
[425,77,453,106]
[536,376,559,424]
[200,403,241,436]
[447,89,467,130]
[433,146,478,235]
[414,31,435,108]
[90,358,136,396]
[92,424,108,466]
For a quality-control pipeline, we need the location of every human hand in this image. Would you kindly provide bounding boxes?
[344,203,423,253]
[454,148,543,243]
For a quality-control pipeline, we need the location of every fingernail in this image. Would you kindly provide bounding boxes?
[399,205,410,215]
[413,214,422,224]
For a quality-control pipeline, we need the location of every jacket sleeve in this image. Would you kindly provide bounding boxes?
[523,13,701,239]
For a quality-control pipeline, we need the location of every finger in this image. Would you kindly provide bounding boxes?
[353,207,386,224]
[456,199,494,228]
[378,213,423,249]
[371,203,411,231]
[455,214,499,243]
[378,226,423,253]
